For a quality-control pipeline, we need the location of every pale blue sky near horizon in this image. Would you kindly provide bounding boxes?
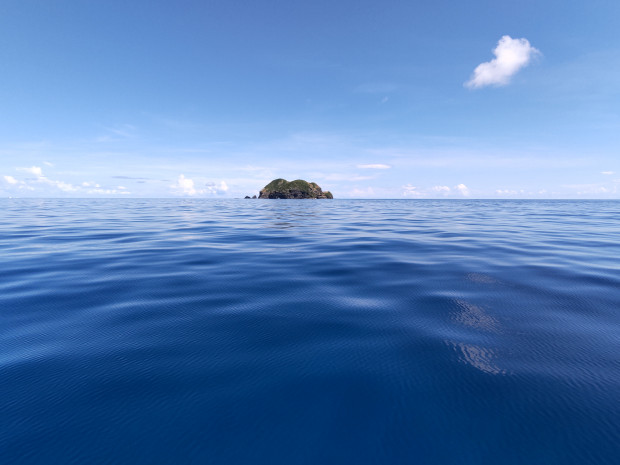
[1,0,619,198]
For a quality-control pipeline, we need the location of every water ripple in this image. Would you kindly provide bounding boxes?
[1,199,619,464]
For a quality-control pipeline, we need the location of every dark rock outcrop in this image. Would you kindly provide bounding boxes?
[258,179,333,199]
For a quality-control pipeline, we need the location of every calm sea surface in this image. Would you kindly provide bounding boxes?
[1,199,619,464]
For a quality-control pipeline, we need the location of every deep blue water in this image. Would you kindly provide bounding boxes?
[1,199,619,464]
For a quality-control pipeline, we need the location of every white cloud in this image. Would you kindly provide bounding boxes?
[456,184,470,196]
[601,171,614,175]
[3,175,34,190]
[87,187,131,195]
[43,161,53,167]
[465,35,540,89]
[18,166,44,177]
[83,181,103,188]
[15,165,79,192]
[402,184,424,197]
[171,174,200,195]
[53,180,78,192]
[495,189,518,195]
[205,181,228,195]
[401,183,471,197]
[170,175,228,196]
[357,164,391,169]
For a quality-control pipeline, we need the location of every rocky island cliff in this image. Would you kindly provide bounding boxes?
[257,179,333,199]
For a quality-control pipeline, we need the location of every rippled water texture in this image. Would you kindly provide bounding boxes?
[1,199,619,464]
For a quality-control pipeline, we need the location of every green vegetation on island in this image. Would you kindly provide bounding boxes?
[257,178,333,199]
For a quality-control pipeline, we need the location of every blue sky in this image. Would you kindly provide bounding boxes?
[1,0,619,198]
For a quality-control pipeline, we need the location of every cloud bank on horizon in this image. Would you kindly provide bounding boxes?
[466,36,541,88]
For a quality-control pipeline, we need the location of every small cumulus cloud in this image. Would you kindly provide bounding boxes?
[456,184,470,196]
[357,164,391,170]
[171,174,200,196]
[43,161,54,167]
[53,180,79,192]
[205,181,228,195]
[171,175,229,196]
[465,35,540,89]
[3,175,33,190]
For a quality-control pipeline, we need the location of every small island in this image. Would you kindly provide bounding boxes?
[257,179,333,199]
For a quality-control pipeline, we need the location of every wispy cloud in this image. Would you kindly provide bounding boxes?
[601,171,614,175]
[357,164,391,169]
[111,175,168,182]
[402,184,424,197]
[465,36,540,89]
[95,124,137,142]
[16,165,78,192]
[17,166,44,177]
[354,82,397,94]
[401,183,470,198]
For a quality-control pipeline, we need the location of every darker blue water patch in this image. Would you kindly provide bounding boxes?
[1,199,619,464]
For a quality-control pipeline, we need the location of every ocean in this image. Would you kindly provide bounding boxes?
[1,199,619,464]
